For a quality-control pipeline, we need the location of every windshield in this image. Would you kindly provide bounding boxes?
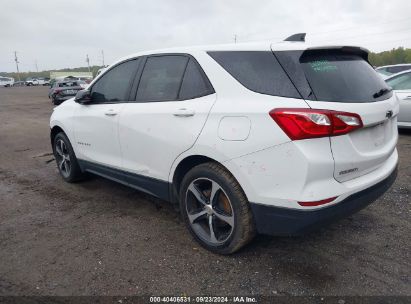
[300,51,391,102]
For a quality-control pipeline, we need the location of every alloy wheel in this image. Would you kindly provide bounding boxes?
[55,139,71,178]
[185,178,235,245]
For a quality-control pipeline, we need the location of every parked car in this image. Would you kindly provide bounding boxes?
[376,64,411,79]
[49,80,86,105]
[25,78,38,86]
[385,70,411,128]
[42,78,51,86]
[25,77,50,86]
[50,39,398,254]
[0,76,14,87]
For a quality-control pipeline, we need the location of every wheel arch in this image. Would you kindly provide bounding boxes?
[50,125,66,147]
[170,154,246,206]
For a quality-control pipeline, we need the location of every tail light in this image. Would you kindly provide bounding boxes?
[269,108,363,140]
[54,89,62,95]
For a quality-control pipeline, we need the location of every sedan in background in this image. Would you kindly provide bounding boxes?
[49,80,87,105]
[386,70,411,128]
[376,64,411,79]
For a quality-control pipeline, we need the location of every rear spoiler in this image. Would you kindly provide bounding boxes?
[304,46,370,61]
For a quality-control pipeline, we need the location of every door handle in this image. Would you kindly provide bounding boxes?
[173,108,195,117]
[104,109,118,116]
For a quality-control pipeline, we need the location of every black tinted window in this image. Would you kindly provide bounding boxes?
[300,51,391,102]
[136,56,188,102]
[91,59,138,103]
[179,59,213,100]
[208,51,300,98]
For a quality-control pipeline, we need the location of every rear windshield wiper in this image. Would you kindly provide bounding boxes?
[373,87,392,98]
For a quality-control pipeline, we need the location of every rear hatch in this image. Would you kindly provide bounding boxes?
[273,47,399,182]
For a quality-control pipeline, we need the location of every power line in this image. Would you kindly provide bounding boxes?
[313,26,411,43]
[309,16,411,36]
[241,16,411,43]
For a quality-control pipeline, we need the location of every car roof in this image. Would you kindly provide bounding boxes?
[111,41,368,66]
[376,63,411,70]
[384,69,411,81]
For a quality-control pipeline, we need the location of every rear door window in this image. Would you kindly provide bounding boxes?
[208,51,300,99]
[136,55,188,102]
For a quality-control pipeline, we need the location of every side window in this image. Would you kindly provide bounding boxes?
[179,59,214,100]
[209,51,300,99]
[91,59,138,103]
[136,56,188,102]
[387,73,411,90]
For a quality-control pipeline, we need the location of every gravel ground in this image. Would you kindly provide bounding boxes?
[0,86,410,296]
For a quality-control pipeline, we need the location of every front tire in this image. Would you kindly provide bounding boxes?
[53,132,84,182]
[180,162,256,254]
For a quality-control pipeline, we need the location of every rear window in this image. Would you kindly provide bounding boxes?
[208,51,300,99]
[300,51,392,102]
[386,65,411,74]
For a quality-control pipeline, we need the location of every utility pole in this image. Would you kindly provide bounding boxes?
[14,51,20,81]
[86,54,90,72]
[101,50,105,67]
[234,34,237,44]
[35,60,39,73]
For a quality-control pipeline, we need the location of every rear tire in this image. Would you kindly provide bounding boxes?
[53,132,84,182]
[52,96,60,105]
[180,162,256,254]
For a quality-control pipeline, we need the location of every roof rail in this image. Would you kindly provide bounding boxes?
[284,33,306,42]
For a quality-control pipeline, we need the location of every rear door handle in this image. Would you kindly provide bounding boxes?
[104,109,118,116]
[173,108,195,117]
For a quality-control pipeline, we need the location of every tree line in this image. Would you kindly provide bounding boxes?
[368,47,411,67]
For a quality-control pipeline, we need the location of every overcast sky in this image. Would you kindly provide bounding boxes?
[1,0,410,72]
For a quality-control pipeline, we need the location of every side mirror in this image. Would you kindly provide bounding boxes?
[75,90,92,104]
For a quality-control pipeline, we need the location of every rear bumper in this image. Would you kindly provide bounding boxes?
[397,121,411,129]
[250,166,397,236]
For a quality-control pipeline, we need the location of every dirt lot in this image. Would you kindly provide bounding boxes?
[0,86,410,296]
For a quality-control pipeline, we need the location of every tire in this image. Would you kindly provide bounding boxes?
[180,162,256,254]
[53,132,84,183]
[52,96,60,105]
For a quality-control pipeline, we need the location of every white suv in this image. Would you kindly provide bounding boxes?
[50,39,398,254]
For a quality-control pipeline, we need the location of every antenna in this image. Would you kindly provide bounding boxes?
[14,51,21,81]
[284,33,306,42]
[101,50,105,66]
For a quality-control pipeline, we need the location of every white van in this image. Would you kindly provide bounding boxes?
[0,76,14,87]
